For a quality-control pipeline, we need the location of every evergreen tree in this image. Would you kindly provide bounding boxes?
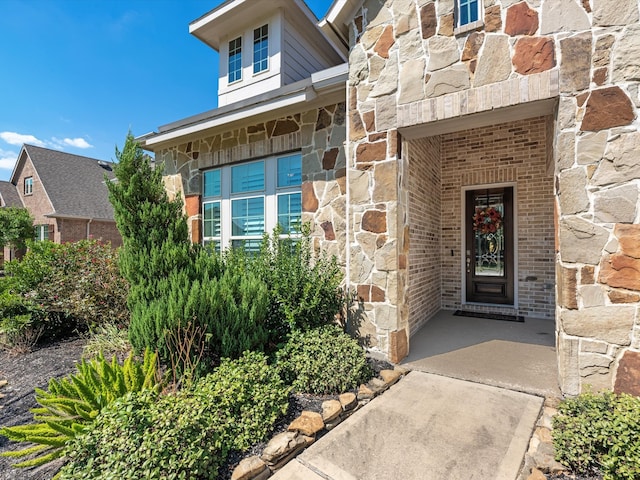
[107,132,191,290]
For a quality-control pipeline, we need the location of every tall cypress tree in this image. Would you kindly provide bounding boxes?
[107,132,190,289]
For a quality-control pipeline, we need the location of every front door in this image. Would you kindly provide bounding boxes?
[465,187,514,304]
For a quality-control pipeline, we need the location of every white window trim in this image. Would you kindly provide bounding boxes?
[454,0,484,35]
[24,176,33,195]
[202,154,301,251]
[228,36,243,84]
[252,23,269,76]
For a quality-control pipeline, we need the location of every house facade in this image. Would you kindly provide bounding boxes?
[140,0,640,396]
[3,145,123,259]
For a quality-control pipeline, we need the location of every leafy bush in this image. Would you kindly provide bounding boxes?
[82,322,132,360]
[0,278,46,351]
[275,325,372,394]
[60,351,289,480]
[1,240,129,347]
[251,226,344,344]
[553,389,640,480]
[0,350,160,474]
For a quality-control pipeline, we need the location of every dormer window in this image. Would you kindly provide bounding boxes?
[24,176,33,195]
[456,0,480,27]
[228,36,242,83]
[253,24,269,74]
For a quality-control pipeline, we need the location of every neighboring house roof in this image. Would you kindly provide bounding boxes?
[0,180,23,208]
[11,145,116,220]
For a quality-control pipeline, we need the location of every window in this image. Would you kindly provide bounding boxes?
[24,176,33,195]
[34,224,48,242]
[228,36,242,83]
[456,0,480,27]
[202,153,302,252]
[253,24,269,74]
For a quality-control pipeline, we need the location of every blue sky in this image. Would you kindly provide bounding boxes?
[0,0,333,181]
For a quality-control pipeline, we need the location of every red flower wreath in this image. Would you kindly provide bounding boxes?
[473,207,503,234]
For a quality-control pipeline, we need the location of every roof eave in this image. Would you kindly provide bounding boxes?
[138,63,348,151]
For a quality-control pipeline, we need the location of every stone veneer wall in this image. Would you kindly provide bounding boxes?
[347,0,640,394]
[157,104,347,264]
[439,116,555,319]
[406,136,442,335]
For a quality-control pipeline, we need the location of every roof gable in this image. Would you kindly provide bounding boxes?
[15,145,116,220]
[0,181,23,208]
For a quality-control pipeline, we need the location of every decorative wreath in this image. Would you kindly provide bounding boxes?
[473,207,503,234]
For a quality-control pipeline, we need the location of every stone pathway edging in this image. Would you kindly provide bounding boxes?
[519,397,568,480]
[230,367,407,480]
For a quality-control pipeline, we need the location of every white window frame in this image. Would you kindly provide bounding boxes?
[454,0,483,34]
[34,224,48,242]
[202,153,301,251]
[252,24,269,75]
[24,176,33,195]
[228,36,242,84]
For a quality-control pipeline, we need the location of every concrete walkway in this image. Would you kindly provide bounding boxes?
[403,310,560,398]
[272,371,543,480]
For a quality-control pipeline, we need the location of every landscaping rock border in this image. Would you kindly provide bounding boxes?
[230,367,408,480]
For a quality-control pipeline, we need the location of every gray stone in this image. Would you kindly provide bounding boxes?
[561,306,635,346]
[559,217,609,264]
[375,240,397,271]
[375,95,398,131]
[559,33,592,93]
[580,352,614,376]
[558,168,589,215]
[557,333,580,396]
[613,25,640,82]
[427,35,460,71]
[557,96,576,130]
[579,285,605,307]
[399,58,426,104]
[425,64,470,97]
[374,304,398,330]
[593,0,639,26]
[371,52,399,98]
[321,400,342,422]
[473,35,512,87]
[577,131,607,165]
[540,0,590,34]
[555,132,576,172]
[262,431,308,464]
[593,132,640,186]
[349,45,369,86]
[231,456,268,480]
[398,28,423,62]
[593,184,638,223]
[350,169,371,204]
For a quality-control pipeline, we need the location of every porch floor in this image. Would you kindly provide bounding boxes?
[401,310,561,398]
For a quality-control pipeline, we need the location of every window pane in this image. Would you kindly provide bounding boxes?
[203,170,221,198]
[43,225,48,241]
[253,24,268,74]
[203,201,221,238]
[232,161,264,193]
[228,37,242,83]
[469,0,478,22]
[277,154,302,187]
[203,239,221,253]
[231,239,262,254]
[277,193,301,234]
[232,197,264,236]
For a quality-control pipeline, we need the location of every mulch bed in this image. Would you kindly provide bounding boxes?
[0,338,392,480]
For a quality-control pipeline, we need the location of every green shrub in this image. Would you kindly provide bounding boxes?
[82,322,132,360]
[129,265,269,372]
[251,226,344,344]
[60,351,289,480]
[275,325,372,394]
[553,389,640,480]
[0,278,46,351]
[0,350,160,475]
[1,240,129,347]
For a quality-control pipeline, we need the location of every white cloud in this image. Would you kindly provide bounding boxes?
[63,137,93,149]
[0,148,18,171]
[0,131,45,147]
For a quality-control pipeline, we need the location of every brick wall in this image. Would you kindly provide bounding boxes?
[438,115,555,319]
[407,135,442,334]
